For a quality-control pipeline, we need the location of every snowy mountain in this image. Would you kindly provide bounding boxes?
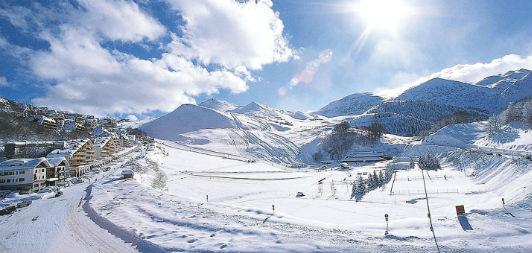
[198,98,238,112]
[140,104,235,140]
[476,69,531,87]
[291,111,311,120]
[396,71,531,114]
[315,93,383,118]
[500,72,532,104]
[229,101,289,120]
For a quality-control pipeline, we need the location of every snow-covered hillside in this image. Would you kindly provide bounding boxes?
[140,104,236,140]
[198,98,239,112]
[476,69,530,87]
[316,93,383,118]
[397,70,531,114]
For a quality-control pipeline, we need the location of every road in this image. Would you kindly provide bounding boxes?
[0,149,141,253]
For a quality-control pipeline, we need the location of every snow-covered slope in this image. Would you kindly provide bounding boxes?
[342,100,488,136]
[199,98,238,112]
[140,104,235,140]
[397,78,498,113]
[476,69,531,87]
[316,93,383,118]
[291,111,311,120]
[397,71,532,114]
[230,102,281,118]
[500,72,532,104]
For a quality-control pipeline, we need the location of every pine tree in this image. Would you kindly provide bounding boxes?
[353,175,367,201]
[378,170,384,186]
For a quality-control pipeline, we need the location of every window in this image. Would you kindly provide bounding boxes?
[42,169,45,172]
[21,170,25,174]
[0,179,4,183]
[19,178,24,182]
[6,179,10,183]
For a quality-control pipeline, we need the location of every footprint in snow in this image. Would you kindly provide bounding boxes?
[187,239,197,243]
[220,244,227,249]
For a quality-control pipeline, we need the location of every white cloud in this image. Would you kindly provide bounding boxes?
[374,54,532,98]
[427,54,532,83]
[0,76,8,87]
[77,0,165,42]
[4,0,294,116]
[167,0,293,70]
[31,29,248,115]
[29,1,248,116]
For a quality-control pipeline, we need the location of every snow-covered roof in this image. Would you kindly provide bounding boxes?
[121,169,134,175]
[47,157,67,167]
[46,139,91,159]
[0,157,52,171]
[93,137,111,149]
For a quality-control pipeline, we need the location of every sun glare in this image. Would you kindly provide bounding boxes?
[352,0,413,34]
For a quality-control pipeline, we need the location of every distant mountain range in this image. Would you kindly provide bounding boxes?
[318,69,531,116]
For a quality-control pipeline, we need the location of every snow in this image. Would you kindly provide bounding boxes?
[0,181,136,253]
[84,139,531,252]
[424,123,485,148]
[397,72,531,114]
[316,92,383,118]
[476,69,530,87]
[198,98,238,112]
[2,69,532,252]
[140,104,236,140]
[291,111,310,120]
[2,127,530,252]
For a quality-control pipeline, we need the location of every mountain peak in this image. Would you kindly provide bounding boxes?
[198,98,238,112]
[316,92,383,118]
[476,69,531,86]
[140,103,235,140]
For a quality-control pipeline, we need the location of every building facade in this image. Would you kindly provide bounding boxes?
[0,158,51,192]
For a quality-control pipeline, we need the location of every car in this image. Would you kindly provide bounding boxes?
[70,178,83,184]
[57,181,71,188]
[320,165,328,170]
[54,191,63,198]
[38,187,56,194]
[296,192,305,198]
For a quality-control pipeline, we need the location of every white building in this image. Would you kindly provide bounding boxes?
[0,158,51,192]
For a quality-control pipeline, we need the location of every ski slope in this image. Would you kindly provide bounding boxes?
[81,141,531,252]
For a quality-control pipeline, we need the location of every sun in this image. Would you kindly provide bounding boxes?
[351,0,413,34]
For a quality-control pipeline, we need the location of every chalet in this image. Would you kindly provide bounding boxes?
[46,157,68,185]
[47,139,95,177]
[93,136,118,160]
[0,158,51,192]
[63,119,86,132]
[121,169,134,179]
[31,115,57,129]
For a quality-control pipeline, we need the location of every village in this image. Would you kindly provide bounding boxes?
[0,98,151,201]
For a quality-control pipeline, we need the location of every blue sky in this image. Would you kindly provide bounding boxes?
[0,0,531,119]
